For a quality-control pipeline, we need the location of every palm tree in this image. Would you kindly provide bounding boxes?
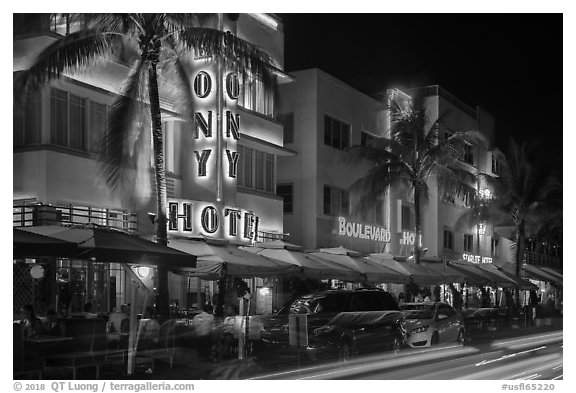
[346,96,488,265]
[456,139,562,305]
[16,13,273,317]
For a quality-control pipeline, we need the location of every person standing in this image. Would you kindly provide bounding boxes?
[193,304,215,360]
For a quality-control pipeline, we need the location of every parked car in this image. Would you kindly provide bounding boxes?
[308,310,405,362]
[400,302,465,347]
[255,289,402,362]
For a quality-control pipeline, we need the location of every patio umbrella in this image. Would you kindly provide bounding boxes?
[169,238,299,280]
[241,243,364,282]
[19,224,195,267]
[419,261,467,284]
[367,253,446,285]
[309,247,410,284]
[13,227,78,258]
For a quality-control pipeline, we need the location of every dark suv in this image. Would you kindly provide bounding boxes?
[255,289,404,362]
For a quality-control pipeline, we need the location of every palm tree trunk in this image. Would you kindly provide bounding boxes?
[414,183,422,265]
[514,221,526,309]
[148,61,170,319]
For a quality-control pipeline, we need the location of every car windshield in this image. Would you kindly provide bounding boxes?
[401,304,434,319]
[288,294,347,315]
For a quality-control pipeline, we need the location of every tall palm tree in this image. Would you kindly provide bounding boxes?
[346,96,488,265]
[456,139,562,305]
[16,13,273,317]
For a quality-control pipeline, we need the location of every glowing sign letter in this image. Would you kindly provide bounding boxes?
[194,71,212,98]
[194,149,211,177]
[226,73,240,100]
[201,206,218,234]
[194,112,213,139]
[225,208,242,236]
[168,202,192,231]
[226,111,240,140]
[244,212,256,240]
[225,149,239,178]
[338,217,346,235]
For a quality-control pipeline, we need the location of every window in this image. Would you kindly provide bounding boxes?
[50,88,87,151]
[323,185,349,216]
[14,92,41,147]
[238,74,274,117]
[491,237,499,257]
[278,113,294,144]
[361,131,376,147]
[463,143,474,165]
[49,14,83,35]
[324,115,350,150]
[443,229,454,250]
[237,145,275,193]
[277,184,293,214]
[464,234,474,252]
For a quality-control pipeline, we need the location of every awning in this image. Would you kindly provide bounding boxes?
[13,226,78,258]
[309,247,410,284]
[367,253,446,285]
[19,225,195,267]
[539,267,563,285]
[475,263,537,290]
[522,264,562,285]
[241,243,364,282]
[447,260,494,286]
[169,238,299,279]
[419,262,467,284]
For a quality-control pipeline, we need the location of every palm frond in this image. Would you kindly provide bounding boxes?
[101,58,148,190]
[16,29,119,94]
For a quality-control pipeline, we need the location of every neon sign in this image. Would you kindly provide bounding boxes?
[462,253,492,264]
[338,217,391,243]
[168,199,259,243]
[192,69,240,179]
[399,231,416,246]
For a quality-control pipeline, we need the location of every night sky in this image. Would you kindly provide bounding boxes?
[279,13,563,176]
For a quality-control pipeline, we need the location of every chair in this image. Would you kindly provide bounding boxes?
[43,318,106,379]
[13,324,43,379]
[135,319,176,370]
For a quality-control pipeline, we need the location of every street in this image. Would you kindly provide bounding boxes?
[249,330,563,380]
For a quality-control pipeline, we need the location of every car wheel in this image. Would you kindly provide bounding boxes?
[457,329,465,346]
[339,341,353,363]
[431,331,439,346]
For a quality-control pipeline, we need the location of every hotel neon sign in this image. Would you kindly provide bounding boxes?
[168,199,259,243]
[338,217,391,243]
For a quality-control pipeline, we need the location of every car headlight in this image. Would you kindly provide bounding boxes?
[410,325,429,334]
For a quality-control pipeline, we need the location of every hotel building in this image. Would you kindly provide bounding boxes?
[13,13,292,314]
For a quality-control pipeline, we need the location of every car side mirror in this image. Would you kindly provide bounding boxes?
[437,313,448,321]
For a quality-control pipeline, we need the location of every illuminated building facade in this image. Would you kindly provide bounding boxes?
[13,13,292,314]
[277,69,501,266]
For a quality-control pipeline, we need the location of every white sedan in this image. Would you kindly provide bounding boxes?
[401,302,465,347]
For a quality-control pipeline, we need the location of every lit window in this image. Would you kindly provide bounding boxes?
[50,88,87,151]
[237,145,275,193]
[491,237,499,257]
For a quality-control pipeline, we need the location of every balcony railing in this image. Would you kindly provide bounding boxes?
[13,201,138,231]
[524,250,562,269]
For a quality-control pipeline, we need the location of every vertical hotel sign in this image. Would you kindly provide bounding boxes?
[190,61,241,201]
[166,55,259,243]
